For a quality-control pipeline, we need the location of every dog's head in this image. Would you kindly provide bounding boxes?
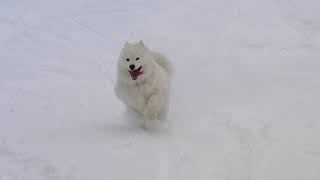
[117,40,154,84]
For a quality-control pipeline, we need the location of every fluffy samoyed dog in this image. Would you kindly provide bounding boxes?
[115,40,173,122]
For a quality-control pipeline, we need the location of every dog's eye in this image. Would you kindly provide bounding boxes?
[126,58,130,61]
[136,57,140,61]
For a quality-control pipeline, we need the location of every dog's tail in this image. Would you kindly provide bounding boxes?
[151,51,173,76]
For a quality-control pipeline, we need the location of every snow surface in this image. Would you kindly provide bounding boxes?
[1,0,320,179]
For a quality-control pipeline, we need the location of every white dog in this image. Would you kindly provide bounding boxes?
[115,40,172,122]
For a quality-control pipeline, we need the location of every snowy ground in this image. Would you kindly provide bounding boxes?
[1,0,320,179]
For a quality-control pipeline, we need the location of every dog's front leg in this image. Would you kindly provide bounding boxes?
[143,93,163,120]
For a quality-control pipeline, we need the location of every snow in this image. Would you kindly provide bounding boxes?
[1,0,320,179]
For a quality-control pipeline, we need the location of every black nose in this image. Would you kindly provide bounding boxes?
[129,64,135,70]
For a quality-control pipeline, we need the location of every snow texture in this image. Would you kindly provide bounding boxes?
[1,0,320,179]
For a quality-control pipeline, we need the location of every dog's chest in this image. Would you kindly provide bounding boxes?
[136,82,155,98]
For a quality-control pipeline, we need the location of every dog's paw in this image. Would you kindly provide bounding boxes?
[143,109,158,120]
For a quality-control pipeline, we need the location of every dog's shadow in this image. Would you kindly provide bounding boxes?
[103,109,170,136]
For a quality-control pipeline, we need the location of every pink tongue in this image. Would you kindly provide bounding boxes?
[130,69,143,80]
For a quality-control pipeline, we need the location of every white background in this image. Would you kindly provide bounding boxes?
[1,0,320,179]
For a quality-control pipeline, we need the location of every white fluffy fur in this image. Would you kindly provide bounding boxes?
[115,40,172,121]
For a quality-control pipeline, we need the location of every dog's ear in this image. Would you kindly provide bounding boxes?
[124,41,129,47]
[138,40,145,47]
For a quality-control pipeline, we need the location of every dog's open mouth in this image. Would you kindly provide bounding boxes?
[129,66,143,80]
